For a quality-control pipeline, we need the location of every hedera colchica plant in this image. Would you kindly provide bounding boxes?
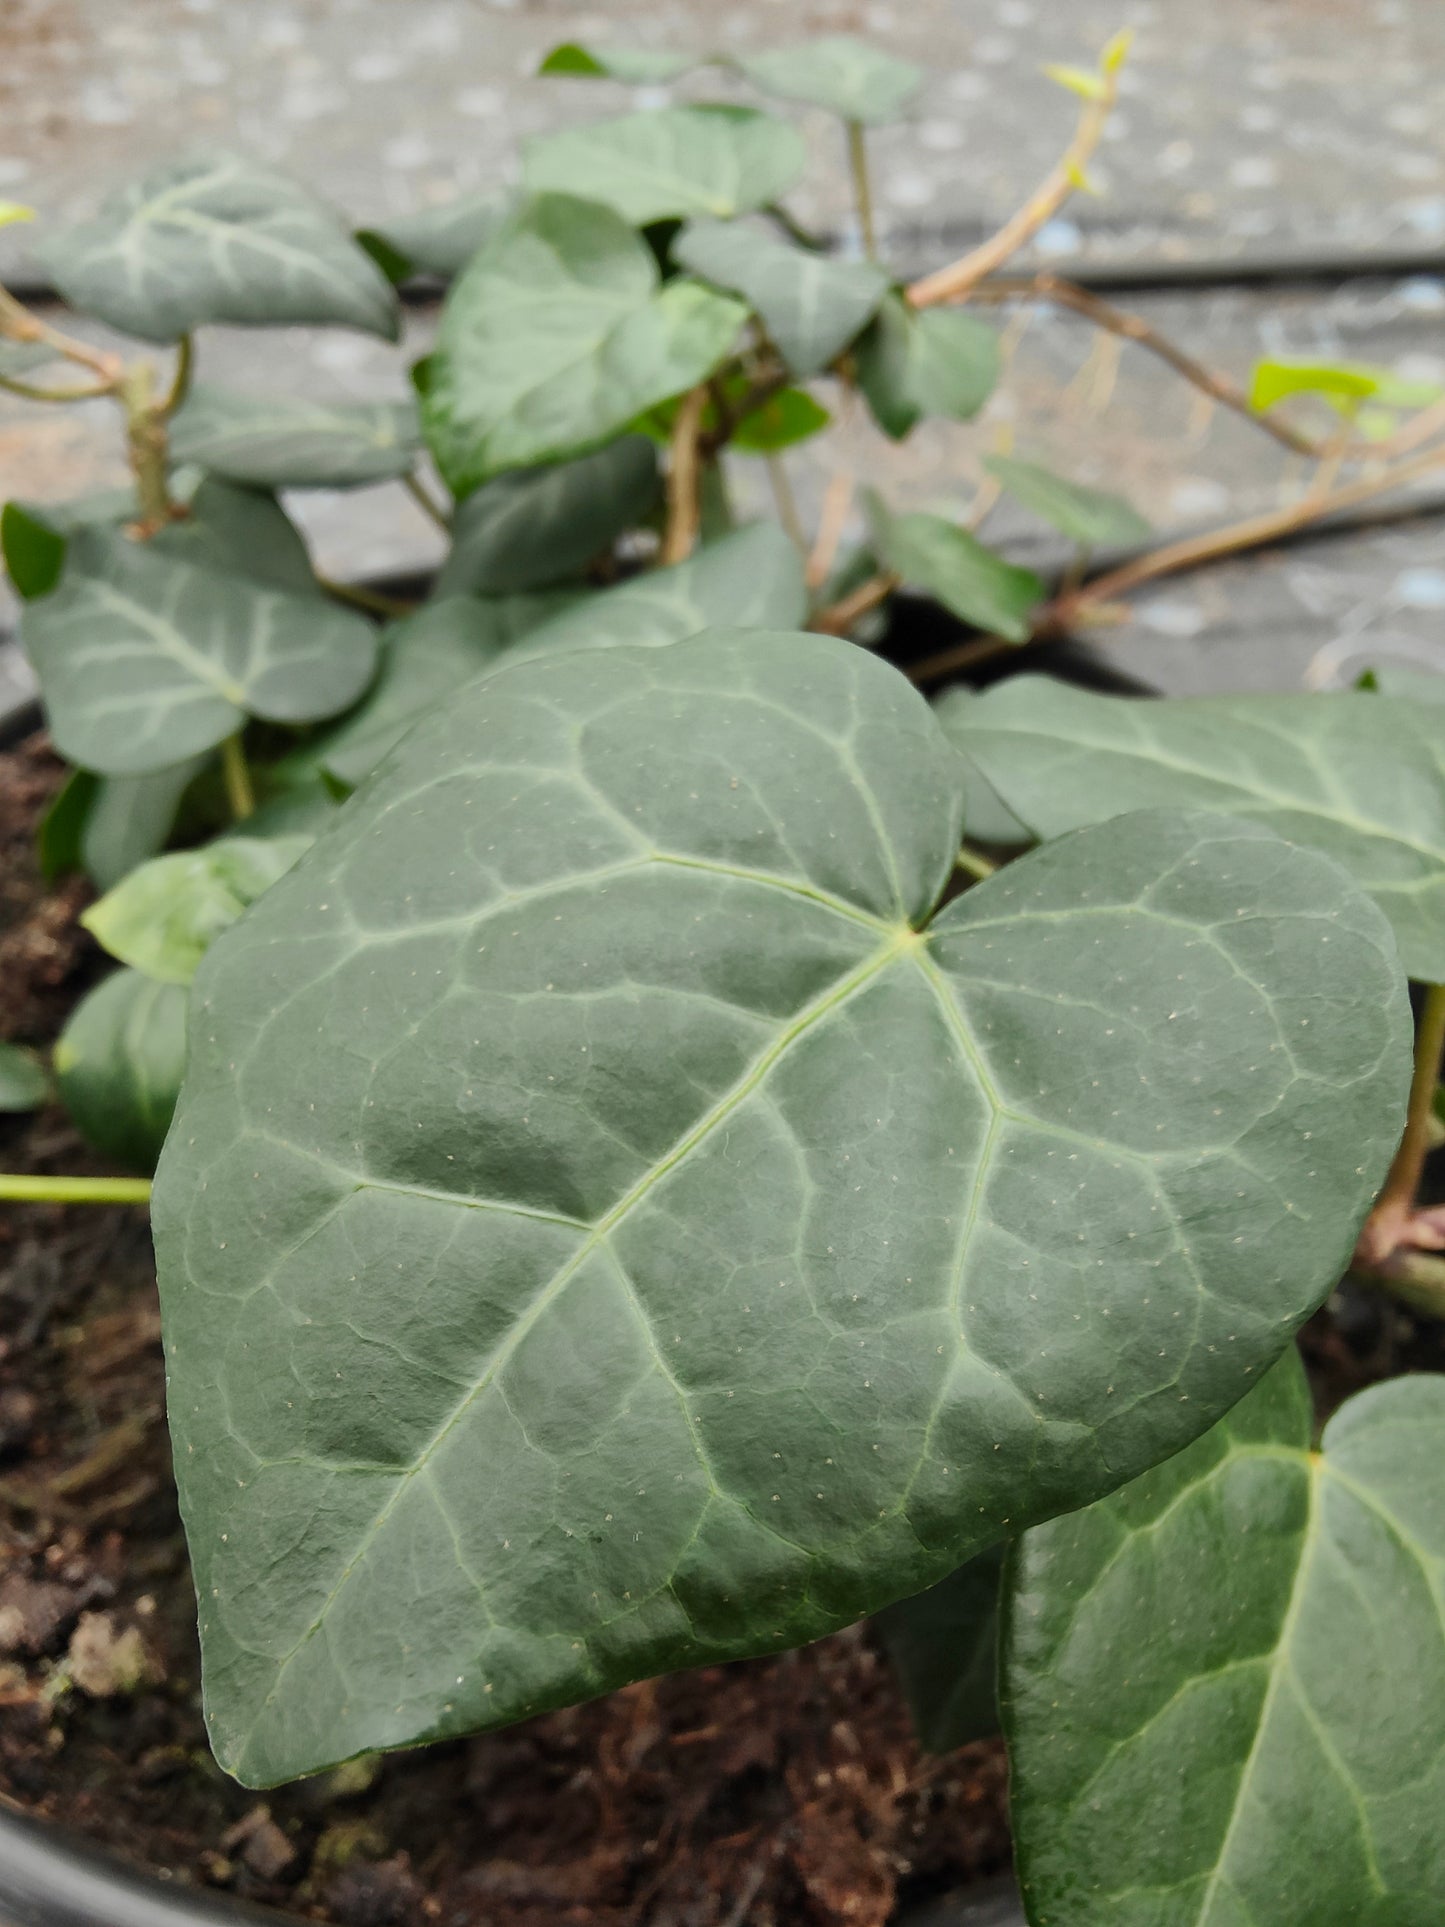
[2,28,1444,1918]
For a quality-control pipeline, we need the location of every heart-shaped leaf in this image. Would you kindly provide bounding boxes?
[984,456,1150,549]
[436,438,659,598]
[857,295,1000,437]
[38,151,399,344]
[357,193,506,282]
[152,478,319,598]
[152,630,1408,1785]
[170,387,421,490]
[421,194,746,495]
[55,968,188,1172]
[0,1042,49,1114]
[514,521,806,658]
[1005,1349,1445,1925]
[40,759,206,889]
[941,680,1445,980]
[22,527,379,776]
[318,594,573,787]
[538,43,697,84]
[673,219,888,377]
[876,1547,1004,1753]
[869,499,1043,642]
[729,385,830,452]
[523,107,806,226]
[738,37,924,124]
[83,833,312,985]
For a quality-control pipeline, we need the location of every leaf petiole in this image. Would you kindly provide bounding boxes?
[0,1174,152,1206]
[220,731,255,823]
[845,120,876,260]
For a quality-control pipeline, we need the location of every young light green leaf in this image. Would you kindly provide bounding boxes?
[856,294,1000,437]
[38,151,399,344]
[153,631,1408,1785]
[318,594,573,787]
[869,499,1043,642]
[984,455,1150,548]
[738,36,924,124]
[514,520,806,658]
[436,438,659,598]
[55,968,188,1172]
[421,194,746,495]
[40,759,207,890]
[0,1042,49,1114]
[357,192,506,281]
[876,1546,1004,1753]
[672,219,889,377]
[523,107,806,226]
[151,477,319,597]
[729,385,830,452]
[1250,358,1385,416]
[22,527,378,776]
[941,679,1445,979]
[1005,1350,1445,1926]
[169,387,421,490]
[538,43,696,83]
[82,834,312,985]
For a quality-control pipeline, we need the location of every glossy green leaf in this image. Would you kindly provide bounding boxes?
[1005,1350,1445,1925]
[152,478,318,598]
[729,385,830,452]
[523,107,806,226]
[876,1546,1004,1753]
[869,499,1043,642]
[0,1042,49,1113]
[22,527,378,776]
[422,194,746,496]
[513,521,806,659]
[318,594,572,787]
[1250,358,1385,416]
[435,438,659,598]
[55,968,188,1172]
[672,219,889,377]
[40,758,206,890]
[983,456,1150,549]
[82,834,311,985]
[38,151,399,344]
[941,679,1445,980]
[170,387,421,490]
[2,501,67,599]
[856,295,1000,438]
[153,629,1408,1786]
[738,36,924,124]
[538,43,696,84]
[357,193,505,281]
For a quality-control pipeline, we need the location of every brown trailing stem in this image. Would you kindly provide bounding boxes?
[661,385,708,567]
[1356,985,1445,1270]
[0,282,123,386]
[806,474,855,593]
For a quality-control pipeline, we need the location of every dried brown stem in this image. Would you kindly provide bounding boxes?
[806,474,855,592]
[661,385,709,567]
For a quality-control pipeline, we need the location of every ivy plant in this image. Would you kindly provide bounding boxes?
[2,30,1444,1921]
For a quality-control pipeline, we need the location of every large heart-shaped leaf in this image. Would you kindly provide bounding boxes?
[941,680,1445,981]
[422,194,747,495]
[170,387,421,490]
[523,107,806,226]
[514,521,806,658]
[358,193,506,282]
[436,438,659,598]
[857,295,1000,437]
[876,1547,1004,1753]
[869,500,1043,642]
[738,37,924,124]
[22,527,378,776]
[1005,1349,1445,1925]
[153,630,1408,1786]
[672,219,888,378]
[38,152,399,344]
[55,968,188,1172]
[984,456,1150,549]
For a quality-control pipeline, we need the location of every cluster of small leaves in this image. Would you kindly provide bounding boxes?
[3,32,1443,1926]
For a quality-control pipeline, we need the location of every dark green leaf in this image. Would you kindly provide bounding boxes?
[153,629,1408,1785]
[55,968,188,1172]
[170,387,421,490]
[22,527,379,775]
[738,37,924,124]
[523,107,807,226]
[876,1546,1004,1753]
[869,498,1043,642]
[357,193,506,281]
[941,679,1445,980]
[514,521,806,658]
[1005,1350,1445,1926]
[436,438,659,597]
[38,151,399,344]
[0,1042,49,1113]
[983,455,1150,549]
[2,501,67,599]
[729,385,830,452]
[151,478,319,598]
[856,295,999,437]
[672,219,889,377]
[82,833,312,985]
[538,43,696,84]
[422,194,746,495]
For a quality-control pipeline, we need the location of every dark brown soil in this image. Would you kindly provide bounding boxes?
[0,730,1013,1924]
